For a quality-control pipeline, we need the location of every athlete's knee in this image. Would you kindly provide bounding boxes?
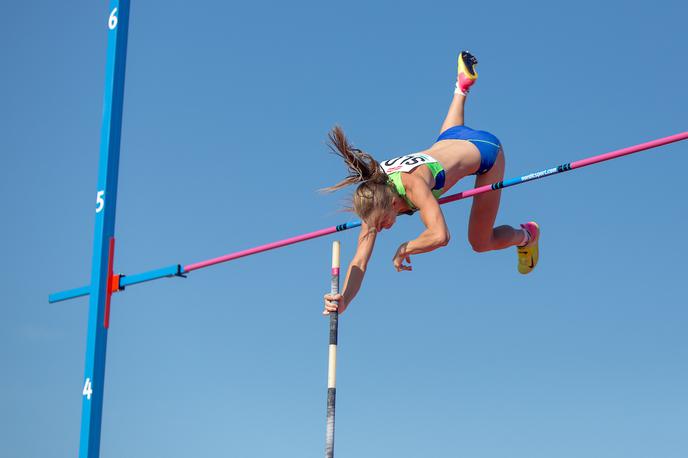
[469,234,492,253]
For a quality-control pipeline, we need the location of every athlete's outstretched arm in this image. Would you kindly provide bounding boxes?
[323,222,377,314]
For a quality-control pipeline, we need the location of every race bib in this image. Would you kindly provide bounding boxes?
[380,153,438,174]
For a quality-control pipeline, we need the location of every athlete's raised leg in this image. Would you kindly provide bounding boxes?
[440,93,467,133]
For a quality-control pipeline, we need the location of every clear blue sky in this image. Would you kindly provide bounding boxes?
[2,0,687,457]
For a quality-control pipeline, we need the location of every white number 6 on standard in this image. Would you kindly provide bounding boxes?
[96,191,105,213]
[108,8,118,30]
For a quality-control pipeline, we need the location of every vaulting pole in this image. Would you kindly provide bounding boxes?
[50,132,688,303]
[325,241,341,458]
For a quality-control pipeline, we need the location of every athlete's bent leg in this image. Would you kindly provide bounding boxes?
[467,150,525,252]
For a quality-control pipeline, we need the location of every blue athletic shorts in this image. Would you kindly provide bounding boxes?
[436,125,501,175]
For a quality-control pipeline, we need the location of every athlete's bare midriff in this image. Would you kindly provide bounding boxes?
[404,139,482,194]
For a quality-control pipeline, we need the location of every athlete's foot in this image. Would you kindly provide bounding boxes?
[456,51,478,95]
[517,222,540,274]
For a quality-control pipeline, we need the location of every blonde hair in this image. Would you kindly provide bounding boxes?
[322,126,397,224]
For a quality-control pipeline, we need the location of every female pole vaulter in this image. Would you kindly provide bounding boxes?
[323,52,539,315]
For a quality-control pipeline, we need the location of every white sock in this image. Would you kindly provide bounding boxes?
[454,82,468,96]
[518,228,530,247]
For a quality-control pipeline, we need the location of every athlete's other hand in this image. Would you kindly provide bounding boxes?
[323,293,346,315]
[393,242,412,272]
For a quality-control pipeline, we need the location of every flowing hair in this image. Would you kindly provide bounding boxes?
[322,126,396,223]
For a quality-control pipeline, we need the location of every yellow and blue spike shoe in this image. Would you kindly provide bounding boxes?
[517,222,540,274]
[456,51,478,95]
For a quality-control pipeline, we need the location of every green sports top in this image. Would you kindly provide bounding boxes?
[380,153,446,210]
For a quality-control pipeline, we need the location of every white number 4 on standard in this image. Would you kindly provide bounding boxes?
[83,378,93,400]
